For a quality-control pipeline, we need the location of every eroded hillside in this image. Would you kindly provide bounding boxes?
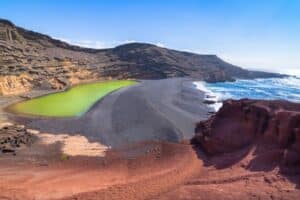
[0,19,284,95]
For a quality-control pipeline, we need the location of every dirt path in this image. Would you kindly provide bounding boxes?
[0,143,202,200]
[61,144,202,200]
[156,146,300,200]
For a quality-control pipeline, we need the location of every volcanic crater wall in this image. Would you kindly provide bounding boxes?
[0,19,285,96]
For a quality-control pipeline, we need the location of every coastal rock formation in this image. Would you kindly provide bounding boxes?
[0,18,284,95]
[159,99,300,200]
[193,99,300,169]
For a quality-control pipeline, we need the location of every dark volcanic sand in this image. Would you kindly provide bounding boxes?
[12,78,211,147]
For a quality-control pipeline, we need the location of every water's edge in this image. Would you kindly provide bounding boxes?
[193,76,300,112]
[193,81,223,112]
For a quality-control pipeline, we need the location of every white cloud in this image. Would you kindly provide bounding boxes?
[72,40,109,49]
[122,40,137,44]
[181,48,215,55]
[54,37,168,50]
[55,37,72,44]
[54,37,140,49]
[155,42,165,48]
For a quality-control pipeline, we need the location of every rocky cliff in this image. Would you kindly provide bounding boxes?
[0,19,285,95]
[193,99,300,170]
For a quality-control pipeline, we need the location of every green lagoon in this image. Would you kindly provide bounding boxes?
[9,80,137,117]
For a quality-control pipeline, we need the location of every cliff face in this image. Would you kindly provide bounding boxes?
[0,19,285,95]
[193,99,300,169]
[0,74,32,95]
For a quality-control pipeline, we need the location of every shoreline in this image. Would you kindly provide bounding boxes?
[5,80,138,118]
[192,81,223,112]
[10,78,212,147]
[196,76,300,105]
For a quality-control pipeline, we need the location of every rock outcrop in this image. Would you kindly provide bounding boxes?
[0,74,33,95]
[0,18,285,95]
[0,123,33,154]
[193,99,300,169]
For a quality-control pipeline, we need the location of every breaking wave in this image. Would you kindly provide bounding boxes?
[194,76,300,111]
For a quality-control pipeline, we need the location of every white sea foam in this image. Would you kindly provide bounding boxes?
[193,81,223,112]
[195,76,300,106]
[193,76,300,112]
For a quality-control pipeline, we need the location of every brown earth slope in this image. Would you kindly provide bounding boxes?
[0,18,284,95]
[154,100,300,200]
[0,141,202,200]
[162,99,300,200]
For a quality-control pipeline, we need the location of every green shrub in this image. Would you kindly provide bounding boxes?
[60,154,69,161]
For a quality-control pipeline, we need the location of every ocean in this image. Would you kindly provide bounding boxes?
[194,76,300,111]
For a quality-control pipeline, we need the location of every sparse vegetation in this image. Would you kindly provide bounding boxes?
[60,154,69,161]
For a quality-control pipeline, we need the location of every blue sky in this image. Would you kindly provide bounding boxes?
[0,0,299,75]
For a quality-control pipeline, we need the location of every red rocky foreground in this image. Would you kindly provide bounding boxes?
[155,99,300,200]
[193,99,300,171]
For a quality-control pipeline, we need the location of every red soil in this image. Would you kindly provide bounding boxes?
[161,99,300,200]
[2,99,300,200]
[0,142,202,200]
[156,145,300,200]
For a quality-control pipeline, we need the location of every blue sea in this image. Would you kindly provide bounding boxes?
[194,76,300,111]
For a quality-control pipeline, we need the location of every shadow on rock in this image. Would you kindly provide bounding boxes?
[191,99,300,188]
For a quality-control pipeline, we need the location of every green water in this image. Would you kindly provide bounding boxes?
[9,80,137,117]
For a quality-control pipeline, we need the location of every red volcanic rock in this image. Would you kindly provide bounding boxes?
[193,99,300,167]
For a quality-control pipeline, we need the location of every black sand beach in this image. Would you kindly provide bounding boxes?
[12,78,211,147]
